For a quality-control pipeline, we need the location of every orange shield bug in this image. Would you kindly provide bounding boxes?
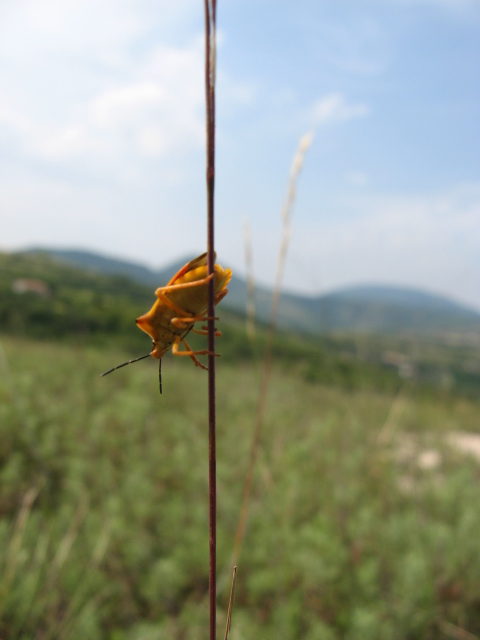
[101,252,232,393]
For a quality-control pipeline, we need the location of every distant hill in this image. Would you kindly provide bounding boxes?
[24,247,480,335]
[302,286,480,334]
[27,247,170,286]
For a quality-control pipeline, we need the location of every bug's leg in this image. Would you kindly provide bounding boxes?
[182,338,221,361]
[171,337,207,369]
[159,359,162,395]
[155,282,229,321]
[155,292,193,318]
[171,337,220,369]
[170,315,219,329]
[173,289,227,326]
[192,325,222,336]
[155,273,215,297]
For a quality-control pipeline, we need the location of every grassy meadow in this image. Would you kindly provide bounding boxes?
[1,332,480,639]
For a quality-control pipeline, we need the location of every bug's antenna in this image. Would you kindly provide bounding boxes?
[100,353,151,377]
[159,359,162,395]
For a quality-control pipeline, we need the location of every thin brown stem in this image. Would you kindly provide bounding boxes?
[224,566,237,640]
[204,1,217,639]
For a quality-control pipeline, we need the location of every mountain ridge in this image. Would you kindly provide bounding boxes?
[20,247,480,335]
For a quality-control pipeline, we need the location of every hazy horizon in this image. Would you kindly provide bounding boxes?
[9,243,480,315]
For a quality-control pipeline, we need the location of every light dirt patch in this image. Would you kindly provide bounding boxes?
[447,432,480,463]
[417,449,442,470]
[388,431,480,495]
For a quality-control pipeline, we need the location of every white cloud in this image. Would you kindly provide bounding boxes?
[309,93,370,126]
[0,1,248,179]
[0,40,206,168]
[0,0,198,59]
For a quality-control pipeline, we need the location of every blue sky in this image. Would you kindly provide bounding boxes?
[1,0,479,310]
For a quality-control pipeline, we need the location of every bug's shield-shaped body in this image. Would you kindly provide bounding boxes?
[136,252,232,362]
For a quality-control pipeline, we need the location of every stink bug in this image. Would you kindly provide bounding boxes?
[101,252,232,393]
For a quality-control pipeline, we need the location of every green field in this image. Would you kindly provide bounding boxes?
[1,334,480,639]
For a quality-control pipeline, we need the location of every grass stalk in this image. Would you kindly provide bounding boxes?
[223,566,237,640]
[204,1,217,638]
[231,132,314,567]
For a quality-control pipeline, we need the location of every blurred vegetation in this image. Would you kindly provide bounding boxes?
[1,251,480,638]
[1,338,480,638]
[0,252,151,348]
